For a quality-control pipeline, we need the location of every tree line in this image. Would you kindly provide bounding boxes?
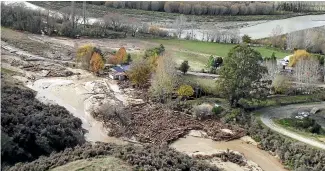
[0,2,166,39]
[277,1,325,12]
[105,1,277,15]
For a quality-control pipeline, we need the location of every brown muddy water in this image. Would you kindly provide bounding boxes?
[171,135,287,171]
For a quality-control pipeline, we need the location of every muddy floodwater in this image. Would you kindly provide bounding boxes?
[171,136,287,171]
[27,77,127,145]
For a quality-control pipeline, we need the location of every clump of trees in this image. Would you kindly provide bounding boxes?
[76,44,105,73]
[105,1,276,15]
[150,55,178,102]
[277,1,325,12]
[108,47,130,65]
[242,34,252,43]
[127,59,152,88]
[1,80,85,168]
[217,44,267,107]
[286,26,325,54]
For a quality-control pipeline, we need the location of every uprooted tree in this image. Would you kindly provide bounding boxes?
[217,44,267,107]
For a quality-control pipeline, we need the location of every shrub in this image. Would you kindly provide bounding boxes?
[179,60,190,74]
[127,59,152,87]
[212,105,224,115]
[177,85,194,98]
[272,75,291,94]
[148,26,168,37]
[242,34,251,43]
[1,81,85,167]
[192,103,213,120]
[144,44,165,58]
[222,108,241,123]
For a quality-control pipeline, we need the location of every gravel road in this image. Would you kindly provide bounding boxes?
[259,102,325,149]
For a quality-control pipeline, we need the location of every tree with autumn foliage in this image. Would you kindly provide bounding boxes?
[127,59,152,87]
[288,49,311,67]
[90,52,104,73]
[76,44,104,73]
[76,44,94,70]
[109,47,128,65]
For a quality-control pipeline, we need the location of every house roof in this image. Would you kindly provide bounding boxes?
[121,65,130,71]
[112,66,125,72]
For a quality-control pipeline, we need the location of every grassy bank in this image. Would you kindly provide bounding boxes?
[274,119,325,143]
[240,94,325,110]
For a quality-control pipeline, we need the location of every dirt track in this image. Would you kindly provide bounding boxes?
[259,102,325,149]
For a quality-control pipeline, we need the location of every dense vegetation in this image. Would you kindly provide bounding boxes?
[277,117,325,135]
[1,76,85,168]
[0,3,130,38]
[7,142,220,171]
[104,1,325,15]
[247,116,325,170]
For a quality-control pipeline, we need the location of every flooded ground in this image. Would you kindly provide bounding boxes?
[27,75,128,145]
[171,134,287,171]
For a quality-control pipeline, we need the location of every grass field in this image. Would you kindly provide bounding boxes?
[150,39,291,58]
[149,38,291,71]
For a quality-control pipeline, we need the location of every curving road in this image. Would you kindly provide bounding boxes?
[258,101,325,150]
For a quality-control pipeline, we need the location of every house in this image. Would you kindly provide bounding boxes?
[109,65,130,80]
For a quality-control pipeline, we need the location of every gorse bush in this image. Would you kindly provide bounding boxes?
[144,44,165,58]
[248,116,325,170]
[7,143,220,171]
[1,79,85,168]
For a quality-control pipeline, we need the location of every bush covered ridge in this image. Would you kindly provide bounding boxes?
[1,77,85,168]
[7,142,220,171]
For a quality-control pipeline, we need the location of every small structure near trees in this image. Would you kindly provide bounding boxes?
[109,65,130,80]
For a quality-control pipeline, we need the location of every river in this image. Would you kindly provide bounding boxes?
[171,135,287,171]
[5,1,325,40]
